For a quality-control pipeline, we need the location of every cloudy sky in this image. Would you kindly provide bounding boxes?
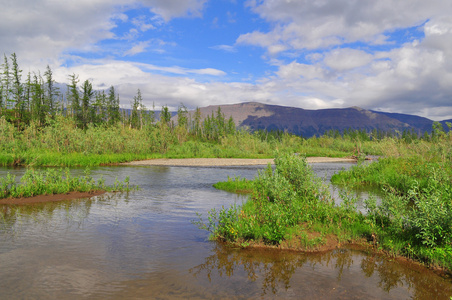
[2,0,452,120]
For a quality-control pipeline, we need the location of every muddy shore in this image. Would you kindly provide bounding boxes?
[0,190,106,205]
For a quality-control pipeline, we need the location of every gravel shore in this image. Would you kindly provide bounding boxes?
[121,157,356,167]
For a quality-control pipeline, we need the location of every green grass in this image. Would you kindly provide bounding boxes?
[196,154,372,246]
[0,168,136,199]
[197,149,452,271]
[213,176,255,194]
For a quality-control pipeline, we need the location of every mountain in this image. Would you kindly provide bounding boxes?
[441,119,452,130]
[191,102,443,138]
[369,110,434,133]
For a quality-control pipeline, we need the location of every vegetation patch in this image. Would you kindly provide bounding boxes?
[0,168,136,201]
[195,154,371,250]
[197,144,452,272]
[213,176,254,194]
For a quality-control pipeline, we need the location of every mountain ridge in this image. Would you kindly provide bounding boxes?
[191,102,446,138]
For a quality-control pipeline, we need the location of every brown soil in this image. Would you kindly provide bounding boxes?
[0,190,106,205]
[121,157,356,167]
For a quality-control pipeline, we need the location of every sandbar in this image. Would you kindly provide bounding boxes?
[121,157,356,167]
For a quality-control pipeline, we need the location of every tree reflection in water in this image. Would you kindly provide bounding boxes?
[0,193,119,239]
[190,243,452,298]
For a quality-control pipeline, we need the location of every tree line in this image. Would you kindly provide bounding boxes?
[0,53,236,142]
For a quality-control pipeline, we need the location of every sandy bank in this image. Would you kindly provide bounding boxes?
[121,157,356,167]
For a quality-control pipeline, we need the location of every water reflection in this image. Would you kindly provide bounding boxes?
[0,192,124,241]
[191,244,452,299]
[0,165,451,299]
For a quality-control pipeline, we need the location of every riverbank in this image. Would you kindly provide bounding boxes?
[121,157,356,166]
[0,190,106,205]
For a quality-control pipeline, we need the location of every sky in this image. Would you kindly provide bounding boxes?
[1,0,452,120]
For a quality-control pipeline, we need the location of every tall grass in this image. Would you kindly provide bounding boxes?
[1,116,299,166]
[0,168,135,199]
[1,115,351,167]
[2,113,448,167]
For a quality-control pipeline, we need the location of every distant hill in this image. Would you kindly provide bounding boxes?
[441,119,452,130]
[190,102,445,138]
[370,110,434,133]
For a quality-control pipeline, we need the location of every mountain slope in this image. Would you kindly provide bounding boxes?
[194,102,436,138]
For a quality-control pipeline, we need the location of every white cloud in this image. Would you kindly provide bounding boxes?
[140,0,208,21]
[323,49,374,71]
[0,0,209,69]
[138,63,226,76]
[52,59,271,110]
[210,45,237,53]
[234,0,452,120]
[124,41,151,56]
[241,0,448,53]
[0,0,121,69]
[276,61,326,80]
[131,15,156,31]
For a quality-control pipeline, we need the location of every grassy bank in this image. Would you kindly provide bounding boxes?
[0,116,305,167]
[0,115,403,167]
[0,168,135,200]
[199,152,452,272]
[1,114,428,167]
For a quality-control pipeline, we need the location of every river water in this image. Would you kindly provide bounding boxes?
[0,163,451,299]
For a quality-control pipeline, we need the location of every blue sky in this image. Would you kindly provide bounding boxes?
[1,0,452,120]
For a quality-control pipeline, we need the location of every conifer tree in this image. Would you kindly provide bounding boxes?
[177,103,188,129]
[81,79,94,129]
[67,73,81,127]
[130,89,142,129]
[1,54,11,109]
[192,107,202,138]
[10,53,25,126]
[30,72,45,126]
[107,86,120,125]
[160,105,171,125]
[44,65,59,117]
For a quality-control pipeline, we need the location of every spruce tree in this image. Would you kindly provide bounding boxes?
[81,79,94,129]
[10,53,24,126]
[1,54,11,110]
[44,65,59,117]
[68,74,81,127]
[107,86,120,126]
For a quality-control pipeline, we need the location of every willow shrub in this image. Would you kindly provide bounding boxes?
[332,135,452,269]
[197,154,370,245]
[362,169,452,269]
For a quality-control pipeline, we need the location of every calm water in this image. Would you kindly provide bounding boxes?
[0,164,451,299]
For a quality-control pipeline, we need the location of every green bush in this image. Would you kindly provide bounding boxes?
[197,153,370,246]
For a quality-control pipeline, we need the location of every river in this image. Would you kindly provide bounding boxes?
[0,163,451,299]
